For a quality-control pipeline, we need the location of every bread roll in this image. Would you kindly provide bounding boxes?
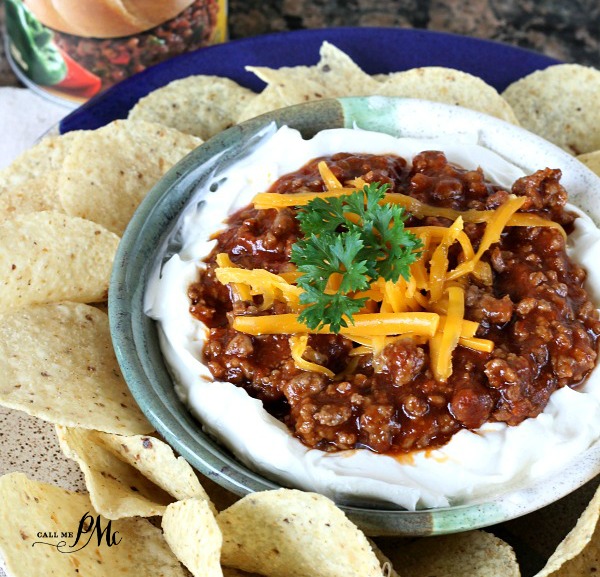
[24,0,196,38]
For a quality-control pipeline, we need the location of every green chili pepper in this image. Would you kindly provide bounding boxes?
[5,0,67,85]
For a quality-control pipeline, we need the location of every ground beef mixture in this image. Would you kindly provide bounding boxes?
[53,0,219,88]
[188,151,600,454]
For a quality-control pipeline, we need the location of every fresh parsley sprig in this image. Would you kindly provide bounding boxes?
[290,182,423,332]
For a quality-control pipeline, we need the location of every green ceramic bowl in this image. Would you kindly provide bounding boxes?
[110,96,600,536]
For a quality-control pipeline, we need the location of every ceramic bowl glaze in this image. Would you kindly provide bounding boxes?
[110,96,600,536]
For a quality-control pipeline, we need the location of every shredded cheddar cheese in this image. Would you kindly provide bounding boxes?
[430,286,465,381]
[252,190,566,238]
[212,166,570,383]
[318,160,343,190]
[447,195,526,281]
[289,334,335,377]
[215,253,252,301]
[253,189,353,210]
[233,312,440,337]
[215,264,303,310]
[458,336,495,353]
[428,216,464,303]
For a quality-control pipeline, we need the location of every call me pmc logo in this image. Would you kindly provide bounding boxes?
[32,512,122,553]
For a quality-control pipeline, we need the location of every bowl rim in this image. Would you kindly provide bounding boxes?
[109,96,600,536]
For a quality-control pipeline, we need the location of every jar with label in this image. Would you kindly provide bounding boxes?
[4,0,228,106]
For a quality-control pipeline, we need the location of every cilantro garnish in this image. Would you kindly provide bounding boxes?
[290,182,423,332]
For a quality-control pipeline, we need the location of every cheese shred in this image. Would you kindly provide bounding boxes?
[233,312,440,337]
[431,286,465,381]
[289,334,335,378]
[212,169,566,381]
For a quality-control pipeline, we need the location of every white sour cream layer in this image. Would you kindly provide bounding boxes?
[146,126,600,510]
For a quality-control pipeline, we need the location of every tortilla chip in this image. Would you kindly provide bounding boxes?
[375,67,519,124]
[0,302,152,435]
[197,474,241,512]
[0,472,186,576]
[577,150,600,177]
[218,489,383,577]
[129,76,257,140]
[162,498,223,577]
[236,85,290,122]
[94,432,212,503]
[57,120,202,235]
[502,64,600,155]
[222,569,263,577]
[371,74,389,82]
[239,42,381,122]
[0,171,63,220]
[56,426,172,519]
[378,530,519,577]
[368,540,400,577]
[534,484,600,576]
[0,211,119,310]
[0,132,79,188]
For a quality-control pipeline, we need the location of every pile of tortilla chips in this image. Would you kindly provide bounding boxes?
[1,41,600,577]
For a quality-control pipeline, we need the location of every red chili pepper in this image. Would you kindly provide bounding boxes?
[55,48,102,98]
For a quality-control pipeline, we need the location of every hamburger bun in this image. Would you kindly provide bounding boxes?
[24,0,196,38]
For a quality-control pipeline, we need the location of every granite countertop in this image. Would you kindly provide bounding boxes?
[1,0,599,87]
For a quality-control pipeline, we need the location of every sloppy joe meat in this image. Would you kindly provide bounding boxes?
[188,151,600,454]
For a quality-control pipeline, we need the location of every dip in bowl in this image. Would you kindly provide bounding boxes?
[110,96,600,535]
